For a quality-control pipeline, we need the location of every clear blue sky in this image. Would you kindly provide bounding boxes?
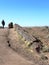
[0,0,49,27]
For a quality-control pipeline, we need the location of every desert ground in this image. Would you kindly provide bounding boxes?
[0,25,49,65]
[0,28,33,65]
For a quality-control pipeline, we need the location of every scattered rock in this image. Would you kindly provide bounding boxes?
[8,44,11,47]
[41,55,48,60]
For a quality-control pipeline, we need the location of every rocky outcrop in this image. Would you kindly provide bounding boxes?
[14,24,43,53]
[7,25,49,65]
[14,24,35,42]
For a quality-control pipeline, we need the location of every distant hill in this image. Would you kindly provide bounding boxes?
[0,26,3,28]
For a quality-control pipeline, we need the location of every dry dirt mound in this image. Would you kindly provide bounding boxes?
[0,28,33,65]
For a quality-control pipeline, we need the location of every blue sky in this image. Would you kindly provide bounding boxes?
[0,0,49,27]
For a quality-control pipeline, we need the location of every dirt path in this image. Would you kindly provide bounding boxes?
[0,28,33,65]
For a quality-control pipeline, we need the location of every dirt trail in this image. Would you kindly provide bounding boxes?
[0,28,33,65]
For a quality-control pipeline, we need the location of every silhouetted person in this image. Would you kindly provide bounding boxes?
[1,20,5,28]
[8,22,13,28]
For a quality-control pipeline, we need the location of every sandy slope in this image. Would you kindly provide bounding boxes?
[0,28,33,65]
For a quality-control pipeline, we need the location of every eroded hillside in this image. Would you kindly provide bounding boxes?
[0,28,33,65]
[7,24,49,65]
